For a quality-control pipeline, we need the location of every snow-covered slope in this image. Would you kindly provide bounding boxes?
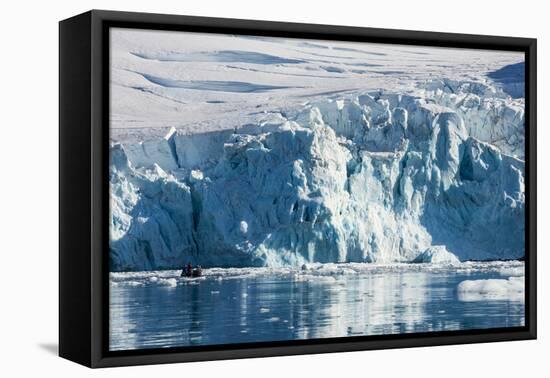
[108,29,525,271]
[109,28,524,144]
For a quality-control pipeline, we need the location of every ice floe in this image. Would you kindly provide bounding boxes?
[457,276,524,302]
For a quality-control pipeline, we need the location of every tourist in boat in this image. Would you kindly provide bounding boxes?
[180,262,193,277]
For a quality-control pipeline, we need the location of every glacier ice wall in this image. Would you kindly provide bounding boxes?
[110,81,525,271]
[419,78,525,158]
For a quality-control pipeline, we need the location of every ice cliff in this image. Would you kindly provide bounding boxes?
[109,80,525,271]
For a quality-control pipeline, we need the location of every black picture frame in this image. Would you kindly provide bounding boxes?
[59,9,537,368]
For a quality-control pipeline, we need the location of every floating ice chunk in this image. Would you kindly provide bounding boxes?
[457,277,524,302]
[158,278,178,287]
[499,266,525,277]
[413,246,460,264]
[295,274,338,284]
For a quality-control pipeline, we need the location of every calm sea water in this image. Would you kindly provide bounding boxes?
[109,262,525,351]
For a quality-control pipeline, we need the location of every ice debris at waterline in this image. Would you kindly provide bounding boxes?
[109,82,525,271]
[109,261,525,288]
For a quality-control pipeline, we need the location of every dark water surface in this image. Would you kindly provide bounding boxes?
[109,262,524,351]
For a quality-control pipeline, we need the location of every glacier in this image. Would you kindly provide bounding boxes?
[109,80,525,271]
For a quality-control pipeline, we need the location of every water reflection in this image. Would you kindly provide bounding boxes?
[110,264,525,351]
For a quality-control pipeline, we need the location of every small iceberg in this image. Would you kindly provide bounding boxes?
[158,278,178,288]
[413,246,460,265]
[457,277,524,302]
